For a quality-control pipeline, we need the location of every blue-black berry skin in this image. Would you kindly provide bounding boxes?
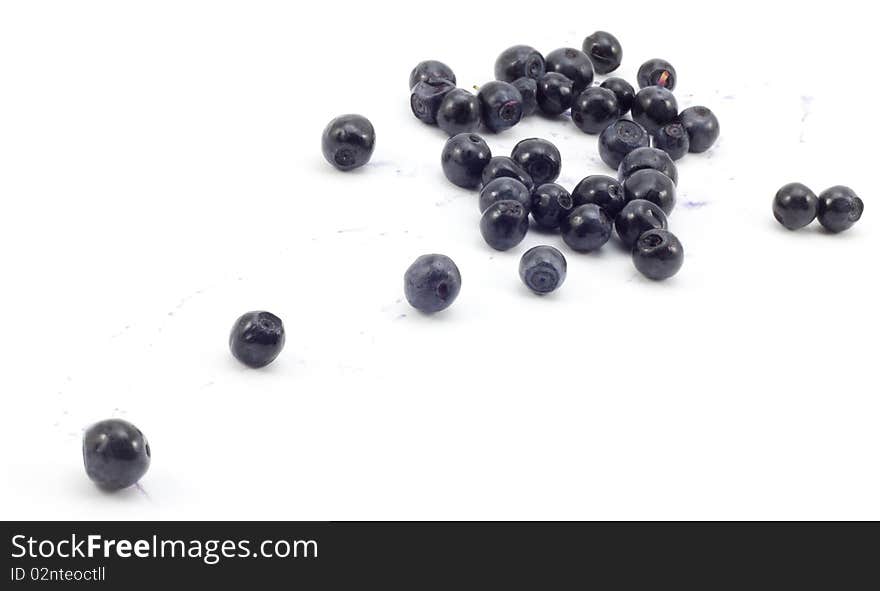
[615,199,668,248]
[512,78,538,117]
[321,114,376,171]
[572,87,620,134]
[652,122,689,161]
[404,254,462,314]
[230,311,286,368]
[637,58,677,90]
[409,60,456,89]
[83,419,151,491]
[411,78,456,124]
[600,77,635,114]
[479,177,531,213]
[560,204,612,252]
[623,169,676,215]
[582,31,622,75]
[536,72,574,116]
[441,133,492,189]
[519,246,567,294]
[817,186,864,233]
[572,175,626,219]
[481,156,534,191]
[773,182,819,230]
[480,200,530,250]
[679,106,720,153]
[511,138,561,186]
[437,89,481,136]
[599,119,650,170]
[494,45,545,82]
[545,48,594,95]
[632,229,683,280]
[618,146,678,185]
[478,81,523,133]
[631,86,678,133]
[531,183,574,230]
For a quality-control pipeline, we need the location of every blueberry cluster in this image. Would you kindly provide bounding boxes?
[773,183,863,233]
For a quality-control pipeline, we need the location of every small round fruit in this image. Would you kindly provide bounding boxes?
[481,156,534,190]
[571,175,626,219]
[618,146,678,185]
[545,48,594,94]
[441,133,492,189]
[598,119,650,170]
[519,246,567,294]
[511,138,561,186]
[409,60,456,89]
[404,254,462,314]
[536,72,574,116]
[478,81,523,133]
[637,58,677,90]
[229,311,286,368]
[480,200,530,250]
[817,186,864,233]
[437,89,481,136]
[615,199,668,248]
[572,87,620,134]
[773,182,819,230]
[631,86,678,133]
[83,419,151,491]
[582,31,622,75]
[560,204,612,252]
[600,77,635,114]
[512,77,539,116]
[494,45,545,82]
[623,169,676,215]
[479,177,531,213]
[321,114,376,171]
[411,78,456,124]
[652,122,689,161]
[679,106,720,153]
[632,229,683,280]
[531,183,574,230]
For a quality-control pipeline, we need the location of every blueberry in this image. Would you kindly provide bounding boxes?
[411,78,457,124]
[631,86,678,133]
[480,200,530,250]
[632,229,683,280]
[652,122,689,161]
[571,87,620,134]
[571,175,626,219]
[560,204,612,252]
[582,31,622,75]
[544,48,594,95]
[600,77,635,114]
[773,182,818,230]
[637,58,677,90]
[494,45,545,82]
[321,114,376,171]
[404,254,462,313]
[598,119,650,170]
[618,146,678,185]
[441,133,492,189]
[437,88,481,136]
[229,311,286,368]
[623,169,676,215]
[615,199,668,248]
[510,138,561,186]
[536,72,574,116]
[679,106,720,153]
[83,419,151,491]
[519,246,567,294]
[817,186,864,233]
[479,177,531,213]
[481,156,534,191]
[512,77,539,117]
[409,60,456,89]
[531,183,574,230]
[478,81,523,133]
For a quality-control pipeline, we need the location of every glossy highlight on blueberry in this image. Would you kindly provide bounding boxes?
[441,133,492,189]
[494,45,545,82]
[623,169,676,215]
[519,246,567,294]
[530,183,573,230]
[411,78,456,124]
[560,204,612,252]
[437,88,481,136]
[582,31,622,75]
[572,175,626,219]
[652,122,689,161]
[637,58,677,90]
[545,48,594,95]
[83,419,151,491]
[478,81,523,133]
[632,229,683,280]
[571,87,620,134]
[599,119,650,170]
[817,186,864,233]
[409,60,456,89]
[481,156,534,191]
[321,114,376,171]
[229,311,286,368]
[479,177,531,213]
[600,77,635,114]
[536,72,574,116]
[404,254,462,314]
[618,147,678,185]
[773,182,818,230]
[615,199,668,248]
[631,86,678,133]
[480,200,530,250]
[679,106,720,153]
[511,138,561,186]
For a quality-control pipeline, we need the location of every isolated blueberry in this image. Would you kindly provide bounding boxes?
[817,186,864,233]
[632,229,683,280]
[321,114,376,171]
[623,169,676,215]
[599,119,650,169]
[480,200,530,250]
[618,147,678,185]
[560,204,612,252]
[479,177,531,213]
[437,88,481,136]
[572,87,620,134]
[679,106,720,153]
[409,60,456,89]
[411,78,457,124]
[494,45,545,82]
[519,246,567,294]
[230,311,286,368]
[512,77,538,116]
[652,122,690,161]
[631,86,678,133]
[637,58,677,90]
[478,81,523,132]
[773,182,819,230]
[481,156,534,190]
[615,199,668,248]
[511,138,561,186]
[600,77,635,114]
[582,31,622,75]
[536,72,574,116]
[545,48,594,95]
[531,183,574,230]
[83,419,151,491]
[441,133,492,189]
[404,254,462,313]
[571,175,626,219]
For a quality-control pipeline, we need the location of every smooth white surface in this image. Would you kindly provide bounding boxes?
[1,1,878,520]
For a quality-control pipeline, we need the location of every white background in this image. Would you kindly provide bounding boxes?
[1,1,878,520]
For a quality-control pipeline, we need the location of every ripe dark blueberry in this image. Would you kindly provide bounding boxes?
[531,183,574,230]
[536,72,574,116]
[598,119,650,169]
[631,86,678,133]
[512,78,538,117]
[478,81,523,133]
[411,78,456,124]
[679,106,720,153]
[480,200,530,250]
[479,177,531,213]
[494,45,545,82]
[545,48,594,95]
[404,254,462,314]
[571,87,620,134]
[773,182,818,230]
[632,229,683,280]
[817,186,864,233]
[321,114,376,171]
[652,122,689,161]
[83,419,151,491]
[519,246,567,294]
[409,60,456,89]
[600,77,635,114]
[229,311,286,368]
[481,156,534,191]
[510,138,561,186]
[582,31,622,75]
[571,175,626,219]
[637,58,677,90]
[615,199,668,248]
[623,169,676,215]
[441,133,492,189]
[437,88,481,136]
[618,146,678,185]
[560,204,612,252]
